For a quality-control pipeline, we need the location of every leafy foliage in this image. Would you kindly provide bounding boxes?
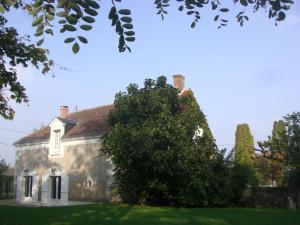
[102,76,185,205]
[257,120,286,161]
[176,90,228,207]
[101,76,247,207]
[0,0,294,54]
[280,112,300,187]
[256,120,285,186]
[257,113,300,187]
[282,112,300,168]
[0,15,52,119]
[108,3,134,53]
[24,0,103,54]
[0,157,10,199]
[21,0,136,53]
[0,157,9,176]
[255,152,284,186]
[225,163,252,205]
[285,167,300,187]
[154,0,170,20]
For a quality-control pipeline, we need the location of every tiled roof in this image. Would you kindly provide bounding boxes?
[14,127,50,145]
[14,105,113,145]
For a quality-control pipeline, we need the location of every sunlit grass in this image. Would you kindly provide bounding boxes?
[0,204,299,225]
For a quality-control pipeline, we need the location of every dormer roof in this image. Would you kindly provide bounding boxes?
[49,117,78,126]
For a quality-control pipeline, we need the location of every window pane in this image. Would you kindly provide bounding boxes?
[50,176,62,199]
[58,177,61,199]
[54,130,61,149]
[51,176,56,199]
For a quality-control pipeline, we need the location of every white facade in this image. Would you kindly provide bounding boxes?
[15,118,84,206]
[14,135,109,206]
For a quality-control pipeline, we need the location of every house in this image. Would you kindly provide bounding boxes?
[14,105,114,206]
[13,75,187,206]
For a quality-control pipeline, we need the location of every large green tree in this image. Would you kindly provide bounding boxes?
[279,113,300,187]
[101,76,230,206]
[176,88,229,207]
[0,0,294,120]
[283,112,300,169]
[258,113,300,187]
[256,120,285,186]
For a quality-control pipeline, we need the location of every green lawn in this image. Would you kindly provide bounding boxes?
[0,204,299,225]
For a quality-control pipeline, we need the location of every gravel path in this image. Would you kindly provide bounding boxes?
[0,199,17,206]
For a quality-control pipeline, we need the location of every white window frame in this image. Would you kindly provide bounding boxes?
[54,130,61,149]
[84,179,93,189]
[49,118,65,157]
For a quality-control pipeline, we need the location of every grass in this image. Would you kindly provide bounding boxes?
[0,204,299,225]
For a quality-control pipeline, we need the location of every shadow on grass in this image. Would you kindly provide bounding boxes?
[0,204,299,225]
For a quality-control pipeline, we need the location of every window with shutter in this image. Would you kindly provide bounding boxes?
[24,176,33,197]
[50,176,62,199]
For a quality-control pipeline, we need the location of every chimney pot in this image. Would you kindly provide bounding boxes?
[173,74,185,91]
[60,105,69,118]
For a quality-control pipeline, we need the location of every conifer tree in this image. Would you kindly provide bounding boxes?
[234,124,259,186]
[234,124,255,167]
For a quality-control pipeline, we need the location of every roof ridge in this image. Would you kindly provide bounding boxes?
[66,104,113,117]
[14,104,112,145]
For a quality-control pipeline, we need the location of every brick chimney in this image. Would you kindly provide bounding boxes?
[173,74,185,91]
[59,105,69,118]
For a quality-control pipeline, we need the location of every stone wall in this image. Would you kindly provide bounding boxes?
[240,187,300,209]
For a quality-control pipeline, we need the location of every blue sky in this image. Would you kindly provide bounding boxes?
[1,1,300,164]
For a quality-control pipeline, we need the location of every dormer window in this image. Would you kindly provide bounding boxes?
[49,118,65,157]
[48,106,77,157]
[54,130,61,149]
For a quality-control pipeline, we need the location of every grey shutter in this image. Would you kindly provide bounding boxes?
[41,175,48,204]
[60,175,69,205]
[16,176,22,202]
[32,175,39,203]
